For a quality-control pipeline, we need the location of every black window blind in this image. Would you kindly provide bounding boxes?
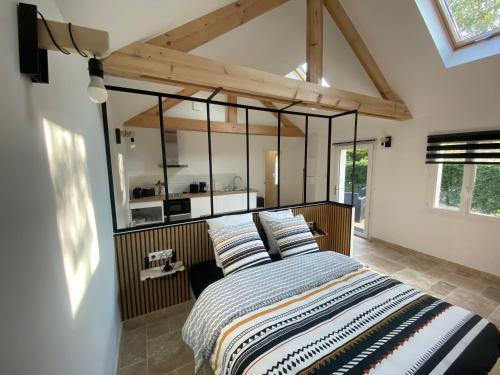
[426,130,500,165]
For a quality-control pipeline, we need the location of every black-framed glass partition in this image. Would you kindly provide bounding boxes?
[101,85,358,233]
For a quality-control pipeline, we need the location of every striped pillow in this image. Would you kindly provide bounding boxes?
[269,214,320,259]
[208,222,271,276]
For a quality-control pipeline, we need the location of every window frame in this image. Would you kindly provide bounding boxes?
[434,0,500,50]
[429,163,500,222]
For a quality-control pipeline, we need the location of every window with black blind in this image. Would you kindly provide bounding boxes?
[427,130,500,218]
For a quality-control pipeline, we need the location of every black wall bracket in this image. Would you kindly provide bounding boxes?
[17,3,49,84]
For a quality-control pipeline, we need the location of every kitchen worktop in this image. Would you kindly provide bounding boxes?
[130,189,259,203]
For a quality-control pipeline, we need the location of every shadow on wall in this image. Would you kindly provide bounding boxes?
[43,118,100,318]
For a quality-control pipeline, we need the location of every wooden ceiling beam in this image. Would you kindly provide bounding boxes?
[323,0,400,102]
[260,101,297,128]
[124,115,305,137]
[124,0,289,127]
[306,0,323,84]
[147,0,289,51]
[125,87,200,126]
[226,95,238,124]
[104,43,411,120]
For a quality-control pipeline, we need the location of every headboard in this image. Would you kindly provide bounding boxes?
[114,202,352,320]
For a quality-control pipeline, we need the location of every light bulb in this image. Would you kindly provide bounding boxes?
[87,75,108,104]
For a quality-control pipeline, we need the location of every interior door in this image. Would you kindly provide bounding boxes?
[265,150,278,207]
[331,143,374,238]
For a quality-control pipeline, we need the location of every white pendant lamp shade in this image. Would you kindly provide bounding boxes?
[87,76,108,103]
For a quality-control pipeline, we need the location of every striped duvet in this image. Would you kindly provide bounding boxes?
[182,252,499,374]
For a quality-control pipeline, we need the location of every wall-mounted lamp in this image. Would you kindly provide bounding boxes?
[380,136,392,148]
[17,3,109,101]
[115,129,136,149]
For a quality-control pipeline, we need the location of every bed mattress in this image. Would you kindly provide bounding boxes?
[183,251,500,374]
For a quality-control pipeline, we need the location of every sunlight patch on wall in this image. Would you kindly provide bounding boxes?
[43,119,100,317]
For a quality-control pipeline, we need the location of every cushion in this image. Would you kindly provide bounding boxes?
[207,213,254,267]
[258,209,293,254]
[208,221,271,276]
[269,214,320,259]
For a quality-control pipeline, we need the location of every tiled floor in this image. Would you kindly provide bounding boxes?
[117,236,500,375]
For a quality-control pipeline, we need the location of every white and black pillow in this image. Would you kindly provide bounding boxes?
[258,209,293,254]
[208,221,271,276]
[269,214,319,259]
[206,213,254,268]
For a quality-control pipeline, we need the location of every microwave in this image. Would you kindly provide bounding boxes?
[165,198,191,222]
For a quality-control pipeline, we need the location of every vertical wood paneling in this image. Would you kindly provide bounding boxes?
[115,203,352,320]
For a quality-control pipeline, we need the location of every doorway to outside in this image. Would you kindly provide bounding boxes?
[264,150,278,207]
[332,143,374,238]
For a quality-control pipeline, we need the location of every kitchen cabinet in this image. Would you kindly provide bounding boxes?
[190,192,257,218]
[190,196,211,218]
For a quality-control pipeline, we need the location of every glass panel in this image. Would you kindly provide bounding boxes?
[471,164,500,217]
[210,102,249,215]
[443,0,500,41]
[437,164,464,210]
[106,90,166,230]
[279,113,305,206]
[343,147,369,234]
[305,118,329,203]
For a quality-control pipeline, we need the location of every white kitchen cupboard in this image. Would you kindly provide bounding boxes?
[190,192,257,218]
[190,196,211,218]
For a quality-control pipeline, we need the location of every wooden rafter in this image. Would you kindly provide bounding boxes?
[306,0,323,84]
[260,101,297,128]
[104,43,411,120]
[226,95,238,124]
[124,115,304,137]
[129,87,200,125]
[147,0,289,51]
[124,0,290,129]
[323,0,399,102]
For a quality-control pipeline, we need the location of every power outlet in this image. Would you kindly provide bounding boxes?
[192,101,202,111]
[148,249,173,262]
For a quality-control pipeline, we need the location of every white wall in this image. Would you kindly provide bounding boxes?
[0,1,121,374]
[336,0,500,276]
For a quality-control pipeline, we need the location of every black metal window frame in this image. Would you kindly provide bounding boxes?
[101,85,359,234]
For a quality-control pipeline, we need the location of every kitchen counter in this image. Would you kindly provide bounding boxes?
[130,189,259,203]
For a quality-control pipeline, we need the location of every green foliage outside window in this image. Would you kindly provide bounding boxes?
[344,149,368,194]
[471,165,500,216]
[439,164,464,207]
[439,163,500,216]
[447,0,500,40]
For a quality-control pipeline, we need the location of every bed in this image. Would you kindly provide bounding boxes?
[183,251,499,374]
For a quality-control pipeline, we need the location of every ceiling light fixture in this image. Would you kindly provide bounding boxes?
[87,57,108,104]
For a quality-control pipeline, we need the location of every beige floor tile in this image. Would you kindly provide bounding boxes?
[392,268,440,291]
[396,254,440,273]
[488,306,500,329]
[118,360,148,375]
[429,281,457,298]
[357,254,405,274]
[147,319,171,341]
[482,286,500,303]
[168,312,189,332]
[443,272,487,293]
[176,362,195,375]
[446,288,498,318]
[119,327,147,369]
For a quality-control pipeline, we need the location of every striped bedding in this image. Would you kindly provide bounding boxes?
[182,252,499,374]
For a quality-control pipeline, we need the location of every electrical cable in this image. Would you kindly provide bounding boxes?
[68,23,88,57]
[37,10,70,55]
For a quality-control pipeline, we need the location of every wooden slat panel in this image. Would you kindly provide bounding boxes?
[114,203,352,320]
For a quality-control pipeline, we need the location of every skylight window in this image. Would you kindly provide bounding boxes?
[435,0,500,48]
[286,63,330,87]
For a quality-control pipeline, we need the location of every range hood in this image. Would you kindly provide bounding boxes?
[160,131,188,168]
